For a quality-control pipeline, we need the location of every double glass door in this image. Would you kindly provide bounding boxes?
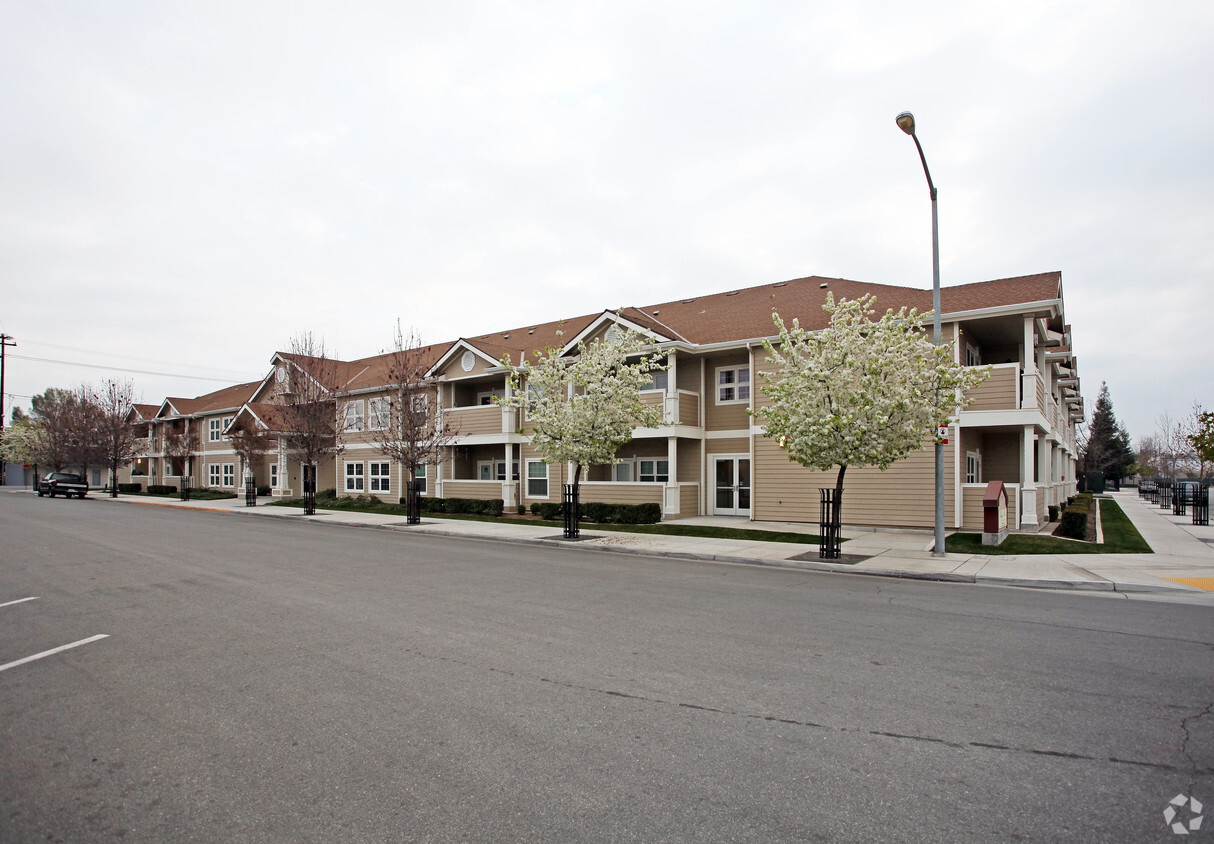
[713,457,751,516]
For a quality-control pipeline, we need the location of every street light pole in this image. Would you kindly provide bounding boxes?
[896,111,946,557]
[0,334,15,487]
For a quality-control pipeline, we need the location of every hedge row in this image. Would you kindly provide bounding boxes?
[147,484,177,495]
[117,483,143,494]
[417,497,505,516]
[530,501,662,524]
[1056,492,1092,540]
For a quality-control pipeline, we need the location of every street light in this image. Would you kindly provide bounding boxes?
[896,110,946,557]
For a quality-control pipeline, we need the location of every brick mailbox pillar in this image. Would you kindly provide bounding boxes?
[982,481,1009,546]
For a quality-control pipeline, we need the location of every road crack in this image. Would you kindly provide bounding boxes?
[1181,701,1213,793]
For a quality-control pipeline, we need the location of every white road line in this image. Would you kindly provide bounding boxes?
[0,597,40,608]
[0,635,110,673]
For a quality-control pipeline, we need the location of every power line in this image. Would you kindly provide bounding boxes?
[8,353,263,383]
[17,337,259,380]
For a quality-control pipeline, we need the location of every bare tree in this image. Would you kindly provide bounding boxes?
[29,387,99,474]
[90,379,141,497]
[1156,411,1195,479]
[163,419,199,492]
[373,323,457,521]
[229,422,273,488]
[277,332,344,513]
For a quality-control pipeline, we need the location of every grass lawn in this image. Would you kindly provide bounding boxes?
[268,497,824,545]
[945,497,1151,555]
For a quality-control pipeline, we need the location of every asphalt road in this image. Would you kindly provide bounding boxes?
[2,492,1211,842]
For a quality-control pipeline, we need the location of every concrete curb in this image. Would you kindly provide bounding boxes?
[90,493,1207,596]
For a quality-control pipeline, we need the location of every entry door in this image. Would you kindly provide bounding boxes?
[713,457,751,516]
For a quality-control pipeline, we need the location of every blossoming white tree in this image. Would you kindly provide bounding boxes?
[752,294,989,552]
[497,324,665,535]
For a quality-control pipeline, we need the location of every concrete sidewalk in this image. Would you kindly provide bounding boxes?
[84,488,1214,602]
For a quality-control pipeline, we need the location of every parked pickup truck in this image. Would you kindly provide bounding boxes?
[36,472,89,498]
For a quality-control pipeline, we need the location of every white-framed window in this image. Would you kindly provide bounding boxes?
[345,461,365,492]
[164,461,176,478]
[639,459,669,483]
[526,460,548,498]
[478,460,518,481]
[411,394,429,414]
[369,461,391,493]
[414,464,427,494]
[965,343,982,367]
[614,462,633,482]
[222,464,235,488]
[640,372,669,392]
[966,451,982,484]
[477,389,503,406]
[368,397,390,430]
[270,464,279,489]
[208,464,221,486]
[209,418,222,441]
[343,401,366,433]
[716,366,750,404]
[222,416,233,434]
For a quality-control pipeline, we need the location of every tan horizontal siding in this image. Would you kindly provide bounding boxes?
[680,483,700,516]
[961,486,985,530]
[578,483,664,506]
[706,437,749,455]
[446,406,504,436]
[753,437,956,529]
[965,365,1017,411]
[679,393,699,426]
[442,480,503,500]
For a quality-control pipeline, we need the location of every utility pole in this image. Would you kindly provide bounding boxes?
[0,334,15,486]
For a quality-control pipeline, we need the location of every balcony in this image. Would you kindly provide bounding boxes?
[445,405,513,437]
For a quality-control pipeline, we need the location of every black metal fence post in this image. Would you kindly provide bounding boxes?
[1160,480,1173,510]
[406,479,421,525]
[303,465,316,516]
[245,476,256,507]
[563,483,580,539]
[1193,485,1209,527]
[1174,483,1187,516]
[819,488,842,559]
[180,474,191,502]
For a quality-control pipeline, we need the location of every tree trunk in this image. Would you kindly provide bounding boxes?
[834,464,847,530]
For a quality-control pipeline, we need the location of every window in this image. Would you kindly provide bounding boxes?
[477,389,504,406]
[369,461,391,493]
[966,451,982,484]
[132,458,148,476]
[526,460,548,498]
[716,366,750,403]
[222,464,235,488]
[639,459,669,483]
[614,463,633,482]
[343,401,365,432]
[414,464,427,494]
[411,394,429,415]
[209,418,222,441]
[208,464,221,486]
[479,461,518,481]
[369,397,390,430]
[641,372,669,392]
[164,461,176,478]
[345,461,365,492]
[965,344,982,367]
[270,464,279,489]
[222,416,233,433]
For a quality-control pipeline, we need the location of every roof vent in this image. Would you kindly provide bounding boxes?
[682,299,695,304]
[773,282,787,288]
[502,334,510,339]
[528,329,535,335]
[819,283,829,289]
[652,310,660,315]
[725,291,739,296]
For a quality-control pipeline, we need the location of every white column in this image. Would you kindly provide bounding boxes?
[1021,425,1039,526]
[664,436,679,516]
[503,443,516,508]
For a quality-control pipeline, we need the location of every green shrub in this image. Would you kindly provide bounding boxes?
[257,485,271,496]
[1048,505,1058,523]
[1057,493,1091,540]
[147,484,177,495]
[117,483,142,494]
[517,504,526,515]
[319,488,338,500]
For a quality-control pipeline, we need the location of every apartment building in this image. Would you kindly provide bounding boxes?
[124,271,1082,532]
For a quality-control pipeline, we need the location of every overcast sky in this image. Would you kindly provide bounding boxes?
[2,1,1211,441]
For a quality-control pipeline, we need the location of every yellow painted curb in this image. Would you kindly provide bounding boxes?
[1163,578,1214,591]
